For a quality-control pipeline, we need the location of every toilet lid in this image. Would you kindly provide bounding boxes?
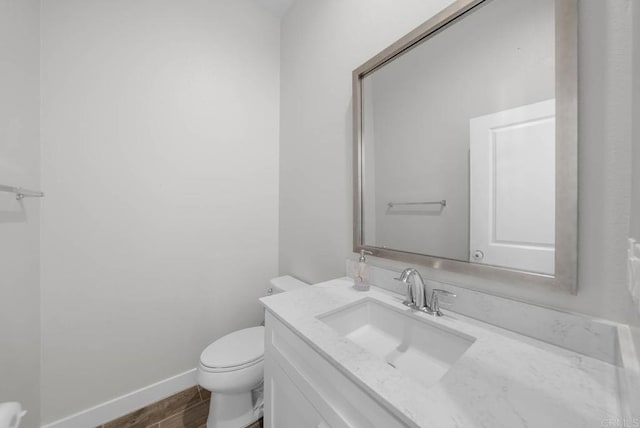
[200,326,264,369]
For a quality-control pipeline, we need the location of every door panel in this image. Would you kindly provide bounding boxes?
[470,99,555,275]
[265,357,328,428]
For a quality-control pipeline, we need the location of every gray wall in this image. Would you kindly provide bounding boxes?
[631,0,640,358]
[365,0,554,259]
[632,0,640,240]
[0,0,41,427]
[279,0,638,325]
[40,0,280,422]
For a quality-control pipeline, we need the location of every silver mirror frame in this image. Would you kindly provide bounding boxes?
[353,0,578,294]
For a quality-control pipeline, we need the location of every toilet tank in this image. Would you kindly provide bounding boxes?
[269,275,308,295]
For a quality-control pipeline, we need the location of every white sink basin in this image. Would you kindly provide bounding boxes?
[318,298,475,388]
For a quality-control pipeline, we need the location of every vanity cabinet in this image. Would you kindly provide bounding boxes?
[263,312,407,428]
[266,355,330,428]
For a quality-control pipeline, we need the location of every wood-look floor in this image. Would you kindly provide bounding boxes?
[95,386,263,428]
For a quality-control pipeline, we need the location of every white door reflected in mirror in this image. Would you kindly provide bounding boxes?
[469,99,556,275]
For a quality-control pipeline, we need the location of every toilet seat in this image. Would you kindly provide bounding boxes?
[199,356,263,373]
[200,326,264,371]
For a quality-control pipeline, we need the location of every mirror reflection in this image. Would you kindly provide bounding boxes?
[360,0,556,275]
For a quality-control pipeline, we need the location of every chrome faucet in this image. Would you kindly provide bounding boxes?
[395,268,428,311]
[394,268,456,316]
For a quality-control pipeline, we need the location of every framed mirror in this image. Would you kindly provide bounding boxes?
[353,0,577,293]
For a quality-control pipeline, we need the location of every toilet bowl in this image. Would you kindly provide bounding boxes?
[198,326,265,428]
[198,276,308,428]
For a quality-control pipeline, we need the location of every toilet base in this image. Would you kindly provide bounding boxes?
[206,390,262,428]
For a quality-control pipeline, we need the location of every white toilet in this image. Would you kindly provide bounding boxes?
[197,276,308,428]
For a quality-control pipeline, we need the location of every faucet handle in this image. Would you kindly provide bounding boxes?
[430,289,456,316]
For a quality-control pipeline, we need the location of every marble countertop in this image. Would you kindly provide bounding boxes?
[261,278,623,428]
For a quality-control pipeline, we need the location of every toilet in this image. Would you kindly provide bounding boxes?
[197,275,308,428]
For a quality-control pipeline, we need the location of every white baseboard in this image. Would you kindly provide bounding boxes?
[41,368,198,428]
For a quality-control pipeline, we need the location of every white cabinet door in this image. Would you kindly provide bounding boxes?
[469,99,555,275]
[265,356,329,428]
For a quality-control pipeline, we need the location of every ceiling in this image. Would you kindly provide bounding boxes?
[251,0,296,18]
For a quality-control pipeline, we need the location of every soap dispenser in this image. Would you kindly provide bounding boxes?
[354,249,373,291]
